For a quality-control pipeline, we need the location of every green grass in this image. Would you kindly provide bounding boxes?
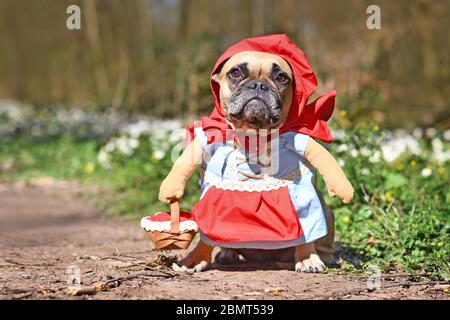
[0,136,200,221]
[1,126,449,280]
[0,137,99,181]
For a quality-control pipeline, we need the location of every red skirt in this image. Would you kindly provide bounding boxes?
[192,186,302,243]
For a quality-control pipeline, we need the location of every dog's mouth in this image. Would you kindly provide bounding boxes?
[244,96,269,107]
[229,97,281,129]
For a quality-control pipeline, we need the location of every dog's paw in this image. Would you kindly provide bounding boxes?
[177,252,211,273]
[295,253,326,273]
[180,261,209,273]
[215,249,245,265]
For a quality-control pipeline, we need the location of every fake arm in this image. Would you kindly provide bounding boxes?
[304,137,354,203]
[158,137,204,203]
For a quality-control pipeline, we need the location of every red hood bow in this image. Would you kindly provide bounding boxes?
[186,34,335,147]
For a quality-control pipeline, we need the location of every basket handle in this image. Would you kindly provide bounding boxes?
[169,199,180,234]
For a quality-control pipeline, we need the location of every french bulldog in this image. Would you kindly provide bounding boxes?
[158,50,353,273]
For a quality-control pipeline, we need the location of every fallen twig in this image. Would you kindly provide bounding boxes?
[99,256,133,263]
[64,286,97,296]
[76,253,178,289]
[11,291,34,300]
[103,270,175,287]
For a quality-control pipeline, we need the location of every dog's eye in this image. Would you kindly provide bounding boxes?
[230,68,242,79]
[275,74,288,83]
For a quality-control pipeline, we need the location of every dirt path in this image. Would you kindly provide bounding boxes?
[0,181,448,300]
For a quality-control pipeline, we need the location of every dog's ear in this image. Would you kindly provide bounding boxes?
[211,64,224,83]
[211,72,220,83]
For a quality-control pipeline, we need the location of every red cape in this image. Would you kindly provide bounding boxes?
[186,34,335,146]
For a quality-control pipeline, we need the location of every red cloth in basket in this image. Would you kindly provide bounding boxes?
[140,210,198,233]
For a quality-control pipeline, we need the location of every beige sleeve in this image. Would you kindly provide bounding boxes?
[158,137,204,203]
[304,137,354,203]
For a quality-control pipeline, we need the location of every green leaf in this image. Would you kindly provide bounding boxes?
[384,173,408,189]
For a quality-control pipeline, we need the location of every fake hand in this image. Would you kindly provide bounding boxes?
[326,179,354,203]
[158,173,186,203]
[157,138,202,203]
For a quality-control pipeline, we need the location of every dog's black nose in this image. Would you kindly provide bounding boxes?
[245,80,270,92]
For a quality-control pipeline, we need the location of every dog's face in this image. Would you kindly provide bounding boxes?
[213,51,294,131]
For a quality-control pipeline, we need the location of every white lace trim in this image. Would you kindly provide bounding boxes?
[206,175,291,192]
[140,215,198,232]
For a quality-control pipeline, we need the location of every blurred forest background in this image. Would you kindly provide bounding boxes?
[0,0,449,128]
[0,1,449,280]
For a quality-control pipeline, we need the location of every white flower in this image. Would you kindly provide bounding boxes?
[350,149,359,158]
[443,129,450,141]
[412,128,423,139]
[432,138,443,153]
[430,138,450,163]
[381,140,405,162]
[338,159,346,167]
[97,150,109,164]
[382,135,421,161]
[361,167,370,176]
[169,129,185,143]
[433,150,450,163]
[152,119,183,132]
[425,128,437,138]
[123,119,152,138]
[104,141,115,153]
[405,136,421,155]
[116,136,133,155]
[369,151,381,163]
[128,138,139,149]
[152,149,165,160]
[421,168,432,177]
[381,147,401,162]
[332,129,347,140]
[336,144,349,153]
[360,147,372,157]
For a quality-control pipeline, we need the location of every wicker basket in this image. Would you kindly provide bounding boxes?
[141,201,197,250]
